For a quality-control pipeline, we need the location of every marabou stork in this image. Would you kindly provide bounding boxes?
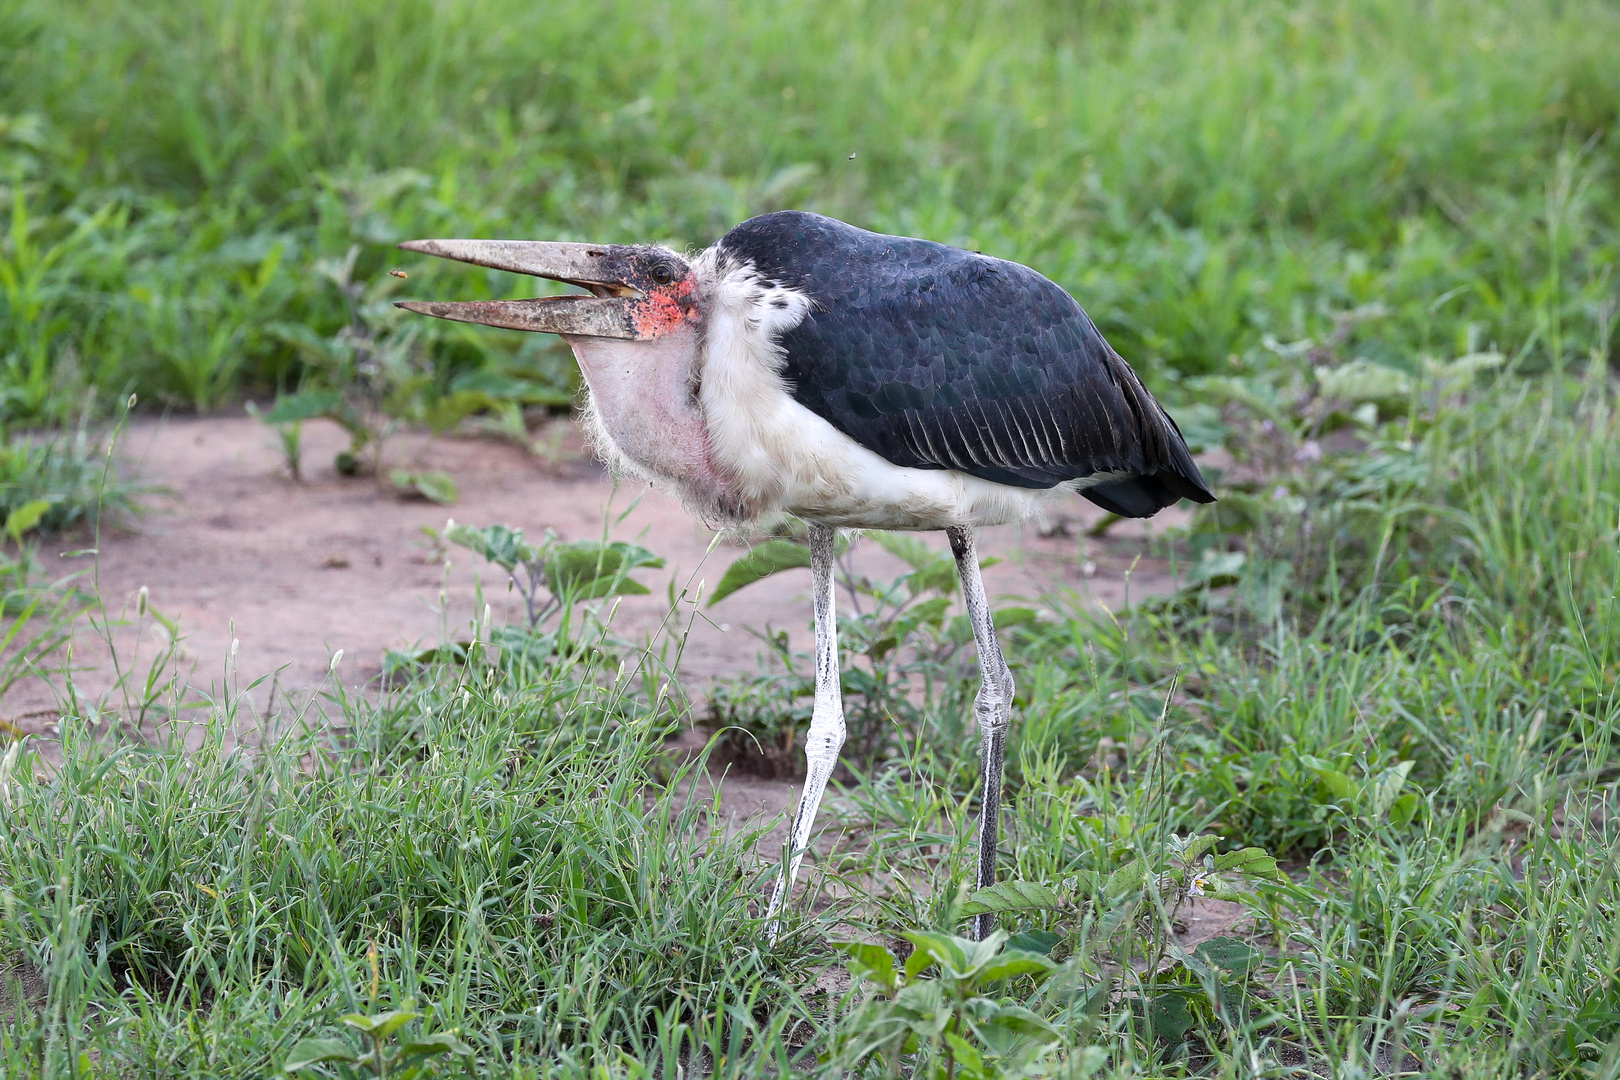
[397,211,1213,940]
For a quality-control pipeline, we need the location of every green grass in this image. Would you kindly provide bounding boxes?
[1,630,820,1077]
[0,373,1616,1076]
[0,0,1616,416]
[1,0,1620,1076]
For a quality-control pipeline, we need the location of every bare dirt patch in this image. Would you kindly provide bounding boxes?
[7,414,1187,718]
[2,413,1190,851]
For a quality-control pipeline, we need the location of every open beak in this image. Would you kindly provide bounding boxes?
[393,239,649,339]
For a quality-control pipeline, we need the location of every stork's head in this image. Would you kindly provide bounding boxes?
[396,237,744,515]
[394,239,701,341]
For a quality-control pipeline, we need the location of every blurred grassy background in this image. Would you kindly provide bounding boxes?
[1,0,1616,418]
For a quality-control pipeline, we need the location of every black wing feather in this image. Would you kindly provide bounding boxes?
[717,212,1214,516]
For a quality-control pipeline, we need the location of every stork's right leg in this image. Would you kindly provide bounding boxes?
[763,523,844,944]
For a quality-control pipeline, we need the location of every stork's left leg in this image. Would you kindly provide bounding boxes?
[762,523,845,944]
[947,525,1016,941]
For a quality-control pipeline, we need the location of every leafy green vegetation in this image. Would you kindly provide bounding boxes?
[0,368,1614,1076]
[1,0,1619,1076]
[1,0,1615,420]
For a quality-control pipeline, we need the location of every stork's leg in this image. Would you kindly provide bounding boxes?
[764,523,845,943]
[947,525,1016,941]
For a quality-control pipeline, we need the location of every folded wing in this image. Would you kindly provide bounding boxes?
[719,212,1214,517]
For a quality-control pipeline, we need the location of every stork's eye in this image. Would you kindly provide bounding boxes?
[649,264,676,286]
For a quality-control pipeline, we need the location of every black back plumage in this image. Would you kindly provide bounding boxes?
[716,212,1213,517]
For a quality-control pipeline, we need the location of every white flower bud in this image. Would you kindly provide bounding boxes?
[329,649,344,671]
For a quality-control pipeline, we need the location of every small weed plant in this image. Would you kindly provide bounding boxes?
[828,930,1067,1078]
[285,1000,471,1079]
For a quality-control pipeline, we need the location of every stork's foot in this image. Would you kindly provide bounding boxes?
[763,750,840,943]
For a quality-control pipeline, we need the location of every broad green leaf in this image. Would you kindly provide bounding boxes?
[1389,791,1421,827]
[1203,876,1250,901]
[1370,760,1415,816]
[976,950,1055,985]
[263,388,344,424]
[265,322,354,367]
[979,1002,1060,1041]
[1006,928,1062,956]
[1212,847,1282,880]
[866,530,942,572]
[545,540,663,600]
[892,980,950,1036]
[992,606,1038,631]
[445,522,542,572]
[901,930,965,981]
[390,470,458,505]
[1193,936,1264,977]
[420,390,488,433]
[341,1005,419,1038]
[1170,401,1231,454]
[4,498,51,542]
[961,930,1010,975]
[960,880,1068,917]
[1145,991,1196,1042]
[1164,941,1214,982]
[1105,860,1148,897]
[907,556,959,597]
[1187,549,1246,589]
[834,941,898,994]
[1062,870,1105,896]
[400,1031,474,1059]
[866,631,901,662]
[411,471,458,506]
[1218,981,1254,1021]
[1300,755,1358,801]
[1073,977,1112,1021]
[284,1038,360,1070]
[903,595,952,631]
[1177,834,1220,862]
[450,368,573,406]
[707,539,811,605]
[943,1032,985,1075]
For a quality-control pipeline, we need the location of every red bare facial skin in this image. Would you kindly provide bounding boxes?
[629,274,701,338]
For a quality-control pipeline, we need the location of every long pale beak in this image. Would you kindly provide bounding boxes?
[393,239,647,340]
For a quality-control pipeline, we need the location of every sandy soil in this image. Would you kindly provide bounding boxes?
[5,413,1188,726]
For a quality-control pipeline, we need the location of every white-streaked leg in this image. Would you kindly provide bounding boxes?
[764,523,845,943]
[948,525,1016,941]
